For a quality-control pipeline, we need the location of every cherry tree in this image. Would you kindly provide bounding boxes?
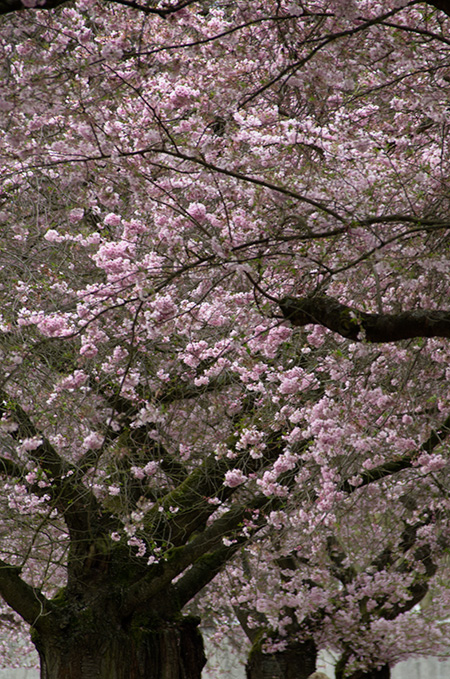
[202,450,450,679]
[1,0,450,677]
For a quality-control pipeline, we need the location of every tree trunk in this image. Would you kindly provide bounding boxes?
[337,662,390,679]
[350,667,390,679]
[34,614,206,679]
[246,639,317,679]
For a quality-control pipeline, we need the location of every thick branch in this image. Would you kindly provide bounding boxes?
[147,431,311,552]
[0,560,52,631]
[171,538,251,611]
[121,497,267,615]
[0,392,104,538]
[340,413,450,493]
[0,0,64,13]
[123,452,307,615]
[0,0,197,16]
[120,478,299,616]
[280,294,450,342]
[426,0,450,16]
[0,456,25,478]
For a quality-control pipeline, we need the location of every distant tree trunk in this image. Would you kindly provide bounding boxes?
[350,667,390,679]
[246,639,317,679]
[336,660,390,679]
[34,613,206,679]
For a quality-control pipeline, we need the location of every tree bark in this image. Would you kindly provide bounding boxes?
[246,639,317,679]
[34,612,206,679]
[280,294,450,343]
[336,654,390,679]
[346,665,390,679]
[0,0,197,16]
[427,0,450,16]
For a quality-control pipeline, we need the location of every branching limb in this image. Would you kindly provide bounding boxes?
[144,432,303,549]
[0,391,105,539]
[340,413,450,493]
[121,496,267,615]
[123,452,308,615]
[426,0,450,16]
[0,456,25,479]
[0,0,198,16]
[0,559,52,631]
[280,294,450,342]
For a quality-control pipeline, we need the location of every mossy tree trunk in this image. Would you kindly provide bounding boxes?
[34,611,206,679]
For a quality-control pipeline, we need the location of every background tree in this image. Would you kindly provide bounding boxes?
[199,419,450,679]
[1,1,450,677]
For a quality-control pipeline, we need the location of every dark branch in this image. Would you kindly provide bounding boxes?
[0,391,103,538]
[0,0,65,13]
[425,0,450,16]
[0,560,52,630]
[171,538,252,611]
[103,0,198,15]
[139,429,296,551]
[159,149,343,221]
[0,0,197,16]
[124,455,309,615]
[280,294,450,343]
[121,488,277,616]
[0,456,25,479]
[340,413,450,493]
